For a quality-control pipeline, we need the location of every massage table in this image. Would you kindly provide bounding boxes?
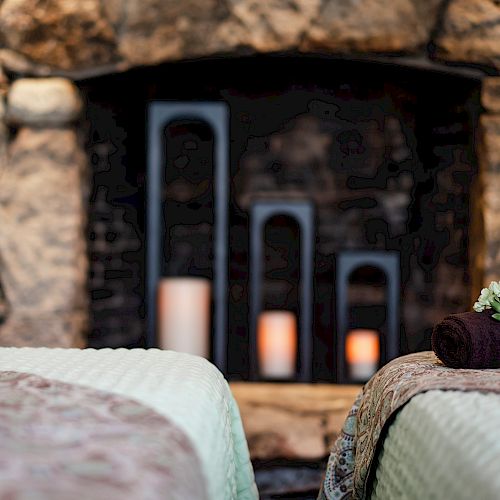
[0,347,258,500]
[319,352,500,500]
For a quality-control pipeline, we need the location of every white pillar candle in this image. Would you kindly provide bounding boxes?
[346,329,380,381]
[157,277,211,358]
[258,310,297,379]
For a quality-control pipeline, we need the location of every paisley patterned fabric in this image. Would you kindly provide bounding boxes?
[319,351,500,500]
[0,370,208,500]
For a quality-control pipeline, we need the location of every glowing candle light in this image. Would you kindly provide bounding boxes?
[346,329,380,381]
[157,277,211,358]
[258,311,297,379]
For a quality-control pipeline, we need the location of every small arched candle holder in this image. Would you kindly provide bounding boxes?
[335,251,400,384]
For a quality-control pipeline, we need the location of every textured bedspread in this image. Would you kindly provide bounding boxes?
[371,390,500,500]
[319,351,500,500]
[0,348,258,500]
[0,370,208,500]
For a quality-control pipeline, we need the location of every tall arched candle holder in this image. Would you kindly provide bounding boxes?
[147,102,229,374]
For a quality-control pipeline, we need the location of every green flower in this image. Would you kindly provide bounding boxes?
[489,281,500,298]
[473,301,487,313]
[474,281,500,320]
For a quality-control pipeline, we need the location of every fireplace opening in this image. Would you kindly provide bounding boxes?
[79,54,480,381]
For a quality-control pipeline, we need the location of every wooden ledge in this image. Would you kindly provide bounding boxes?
[230,383,361,461]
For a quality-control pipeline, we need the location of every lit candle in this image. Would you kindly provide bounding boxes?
[346,329,380,381]
[157,277,211,358]
[258,311,297,379]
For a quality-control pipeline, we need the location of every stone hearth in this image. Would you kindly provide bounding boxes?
[0,1,499,349]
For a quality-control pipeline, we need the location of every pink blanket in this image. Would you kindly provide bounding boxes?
[0,371,208,500]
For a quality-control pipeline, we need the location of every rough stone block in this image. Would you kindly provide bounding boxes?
[303,0,442,53]
[474,113,500,291]
[7,78,82,126]
[435,0,500,68]
[482,77,500,113]
[0,0,117,72]
[483,174,500,283]
[0,311,86,348]
[0,0,445,76]
[0,127,88,347]
[479,114,500,173]
[230,383,360,461]
[211,0,322,55]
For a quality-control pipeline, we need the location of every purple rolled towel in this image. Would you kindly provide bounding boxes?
[432,310,500,369]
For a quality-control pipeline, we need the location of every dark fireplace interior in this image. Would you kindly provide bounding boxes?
[79,55,480,381]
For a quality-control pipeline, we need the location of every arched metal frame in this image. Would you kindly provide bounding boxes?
[147,102,229,374]
[335,251,400,383]
[249,200,314,382]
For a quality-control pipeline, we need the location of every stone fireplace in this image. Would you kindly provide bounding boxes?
[0,0,499,381]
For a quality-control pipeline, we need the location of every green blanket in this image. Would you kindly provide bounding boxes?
[319,352,500,499]
[0,347,258,500]
[372,390,500,500]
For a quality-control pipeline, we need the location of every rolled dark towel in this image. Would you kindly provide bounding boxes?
[432,310,500,369]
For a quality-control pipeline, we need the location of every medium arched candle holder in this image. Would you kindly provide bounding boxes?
[249,200,314,382]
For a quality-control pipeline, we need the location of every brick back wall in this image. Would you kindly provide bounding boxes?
[80,58,480,378]
[225,74,478,377]
[84,101,145,348]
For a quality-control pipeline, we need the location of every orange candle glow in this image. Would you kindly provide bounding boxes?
[258,311,297,379]
[157,277,211,358]
[346,329,380,381]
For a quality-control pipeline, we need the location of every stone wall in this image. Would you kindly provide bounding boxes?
[0,0,499,348]
[0,77,88,346]
[0,0,498,78]
[474,78,500,296]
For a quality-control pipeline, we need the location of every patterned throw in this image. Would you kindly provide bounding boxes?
[0,371,208,500]
[318,351,500,500]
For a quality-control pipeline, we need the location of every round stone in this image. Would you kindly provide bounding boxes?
[6,78,82,126]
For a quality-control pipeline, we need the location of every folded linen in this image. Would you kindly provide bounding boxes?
[431,310,500,369]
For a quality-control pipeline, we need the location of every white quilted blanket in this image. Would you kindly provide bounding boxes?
[0,347,258,500]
